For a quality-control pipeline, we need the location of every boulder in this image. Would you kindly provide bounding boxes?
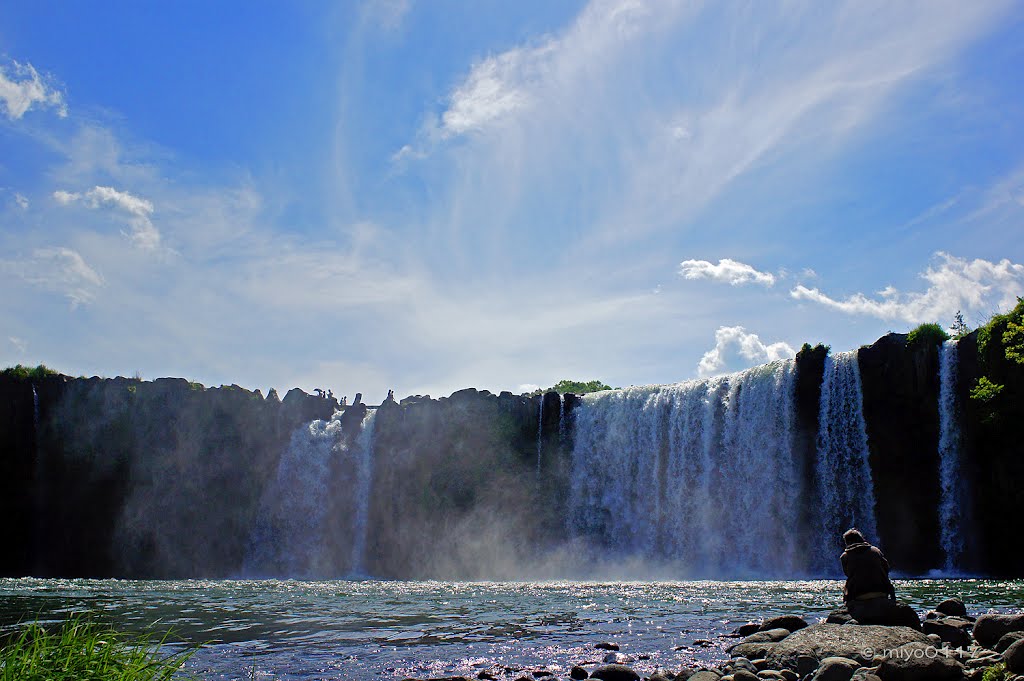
[761,616,810,633]
[922,617,973,648]
[595,642,620,651]
[810,657,861,681]
[1006,638,1024,674]
[875,642,964,681]
[765,624,929,670]
[569,667,589,680]
[733,671,759,681]
[797,656,820,677]
[780,670,798,681]
[757,672,786,680]
[737,623,763,636]
[688,672,723,681]
[589,664,640,681]
[729,629,792,657]
[847,599,921,630]
[936,599,969,619]
[827,608,856,625]
[975,614,1024,649]
[998,632,1024,654]
[730,641,781,661]
[602,652,633,665]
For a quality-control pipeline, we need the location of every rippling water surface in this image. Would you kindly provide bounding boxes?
[1,579,1021,680]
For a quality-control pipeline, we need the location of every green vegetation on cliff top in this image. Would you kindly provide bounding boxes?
[0,364,59,381]
[907,322,950,348]
[533,379,615,395]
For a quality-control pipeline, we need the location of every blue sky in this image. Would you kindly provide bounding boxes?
[2,1,1024,403]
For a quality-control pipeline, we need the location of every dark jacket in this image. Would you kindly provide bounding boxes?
[841,542,895,602]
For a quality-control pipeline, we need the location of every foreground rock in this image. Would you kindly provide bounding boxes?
[589,664,640,681]
[974,613,1024,648]
[876,642,964,681]
[1005,637,1024,674]
[765,624,929,670]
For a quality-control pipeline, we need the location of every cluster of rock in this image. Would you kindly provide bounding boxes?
[399,600,1024,681]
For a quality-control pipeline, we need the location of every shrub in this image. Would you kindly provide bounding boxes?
[906,322,950,348]
[534,379,614,395]
[0,614,197,681]
[0,364,60,381]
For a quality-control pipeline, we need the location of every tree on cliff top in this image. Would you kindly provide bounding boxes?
[533,379,614,395]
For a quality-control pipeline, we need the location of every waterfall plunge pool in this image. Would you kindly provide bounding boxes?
[2,578,1021,680]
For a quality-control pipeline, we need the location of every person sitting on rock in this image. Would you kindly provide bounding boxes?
[841,528,895,604]
[840,529,920,629]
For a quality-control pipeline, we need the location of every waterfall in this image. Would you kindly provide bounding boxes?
[567,360,800,576]
[350,409,377,576]
[536,396,544,473]
[31,384,39,434]
[558,394,566,445]
[937,339,963,572]
[813,350,877,573]
[245,408,377,578]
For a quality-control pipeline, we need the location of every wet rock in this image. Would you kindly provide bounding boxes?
[765,623,929,670]
[780,670,798,681]
[650,674,673,681]
[733,670,759,681]
[603,652,633,665]
[809,657,860,681]
[477,673,497,680]
[876,642,964,681]
[531,671,554,679]
[827,608,856,625]
[569,666,589,680]
[589,664,640,681]
[936,599,968,619]
[1006,638,1024,674]
[997,632,1024,653]
[729,629,793,659]
[926,634,942,645]
[922,617,972,648]
[752,659,770,671]
[737,623,763,637]
[761,616,810,633]
[757,672,787,680]
[596,642,620,651]
[731,658,758,674]
[797,656,820,677]
[688,671,724,681]
[974,614,1024,648]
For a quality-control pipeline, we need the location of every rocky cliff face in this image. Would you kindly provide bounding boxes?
[1,329,1020,578]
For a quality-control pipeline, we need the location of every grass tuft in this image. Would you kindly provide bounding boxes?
[0,614,197,681]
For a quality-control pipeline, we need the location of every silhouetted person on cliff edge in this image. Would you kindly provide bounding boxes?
[840,528,920,629]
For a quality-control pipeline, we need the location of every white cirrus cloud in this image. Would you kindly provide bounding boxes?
[790,252,1024,324]
[0,60,67,120]
[679,258,776,287]
[698,325,796,377]
[0,247,104,307]
[54,186,161,250]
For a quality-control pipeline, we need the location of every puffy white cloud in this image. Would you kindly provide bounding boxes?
[679,258,776,287]
[697,325,796,377]
[0,60,67,120]
[790,252,1024,323]
[0,247,104,307]
[53,186,161,250]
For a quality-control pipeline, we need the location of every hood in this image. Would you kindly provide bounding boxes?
[843,542,874,553]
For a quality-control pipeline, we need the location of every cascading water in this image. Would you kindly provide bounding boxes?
[937,339,963,572]
[31,384,39,434]
[567,360,801,576]
[813,350,877,573]
[245,408,377,578]
[536,396,544,473]
[349,409,377,576]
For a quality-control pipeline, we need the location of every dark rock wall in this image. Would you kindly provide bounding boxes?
[1,328,1022,578]
[857,333,944,573]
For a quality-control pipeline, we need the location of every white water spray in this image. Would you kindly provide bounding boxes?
[938,339,964,572]
[567,361,801,576]
[350,409,377,575]
[813,351,877,573]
